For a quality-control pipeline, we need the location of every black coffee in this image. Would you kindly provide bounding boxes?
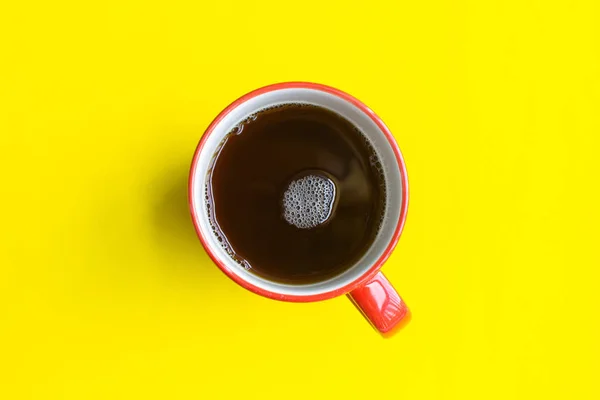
[206,104,386,284]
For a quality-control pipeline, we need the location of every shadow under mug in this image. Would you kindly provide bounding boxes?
[189,82,410,335]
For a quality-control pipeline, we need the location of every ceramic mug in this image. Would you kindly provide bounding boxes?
[189,82,410,334]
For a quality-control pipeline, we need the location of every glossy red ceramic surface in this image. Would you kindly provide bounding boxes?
[348,272,410,335]
[189,82,410,333]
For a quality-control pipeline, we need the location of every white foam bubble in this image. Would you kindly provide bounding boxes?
[282,174,336,229]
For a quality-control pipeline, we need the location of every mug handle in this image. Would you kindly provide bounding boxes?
[348,272,410,335]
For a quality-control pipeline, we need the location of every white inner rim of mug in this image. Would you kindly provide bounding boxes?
[191,88,403,296]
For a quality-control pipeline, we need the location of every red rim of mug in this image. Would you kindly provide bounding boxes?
[188,82,408,302]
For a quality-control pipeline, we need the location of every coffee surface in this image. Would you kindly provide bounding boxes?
[206,104,386,284]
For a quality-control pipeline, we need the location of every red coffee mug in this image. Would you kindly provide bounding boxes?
[189,82,410,334]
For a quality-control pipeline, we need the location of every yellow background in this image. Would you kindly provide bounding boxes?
[1,1,599,399]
